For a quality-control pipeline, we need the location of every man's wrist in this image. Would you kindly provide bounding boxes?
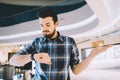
[30,54,35,61]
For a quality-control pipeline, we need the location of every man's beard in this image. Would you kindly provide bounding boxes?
[43,29,56,39]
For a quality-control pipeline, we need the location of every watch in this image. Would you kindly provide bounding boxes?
[30,54,35,61]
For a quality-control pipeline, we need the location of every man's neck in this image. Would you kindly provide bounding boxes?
[51,31,58,39]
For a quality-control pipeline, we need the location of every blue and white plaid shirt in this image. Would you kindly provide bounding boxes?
[18,32,80,80]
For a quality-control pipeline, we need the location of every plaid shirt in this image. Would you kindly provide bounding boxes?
[18,32,79,80]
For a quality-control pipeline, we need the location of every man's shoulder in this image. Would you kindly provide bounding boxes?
[33,37,45,42]
[61,35,75,41]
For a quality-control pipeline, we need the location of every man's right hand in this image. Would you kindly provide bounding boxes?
[34,53,52,65]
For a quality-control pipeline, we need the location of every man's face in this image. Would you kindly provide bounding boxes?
[39,17,58,38]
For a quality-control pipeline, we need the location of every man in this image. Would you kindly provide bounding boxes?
[10,7,111,80]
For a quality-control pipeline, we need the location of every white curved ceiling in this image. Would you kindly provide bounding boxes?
[0,0,120,44]
[73,0,120,41]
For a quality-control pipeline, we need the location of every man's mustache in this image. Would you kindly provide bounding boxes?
[43,30,49,32]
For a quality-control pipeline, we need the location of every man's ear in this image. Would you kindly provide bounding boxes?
[55,21,59,27]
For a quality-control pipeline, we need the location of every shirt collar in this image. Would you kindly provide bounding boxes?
[43,31,63,42]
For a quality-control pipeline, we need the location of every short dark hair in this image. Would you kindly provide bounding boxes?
[37,7,58,23]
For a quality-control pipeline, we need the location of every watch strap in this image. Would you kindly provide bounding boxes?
[30,54,35,61]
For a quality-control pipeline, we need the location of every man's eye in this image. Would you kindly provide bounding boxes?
[47,25,50,27]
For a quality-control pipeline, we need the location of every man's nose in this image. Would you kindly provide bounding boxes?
[42,26,47,30]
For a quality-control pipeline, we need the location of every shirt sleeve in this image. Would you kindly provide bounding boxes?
[70,38,80,69]
[16,38,37,55]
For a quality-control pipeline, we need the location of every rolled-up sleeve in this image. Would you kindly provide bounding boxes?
[17,39,37,55]
[70,39,80,69]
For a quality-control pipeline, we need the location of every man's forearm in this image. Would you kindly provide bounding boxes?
[72,54,94,75]
[72,45,111,75]
[9,54,32,67]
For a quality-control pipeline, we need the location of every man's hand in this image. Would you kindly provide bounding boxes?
[90,44,112,57]
[34,53,52,65]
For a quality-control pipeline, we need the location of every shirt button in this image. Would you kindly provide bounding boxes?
[50,76,54,80]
